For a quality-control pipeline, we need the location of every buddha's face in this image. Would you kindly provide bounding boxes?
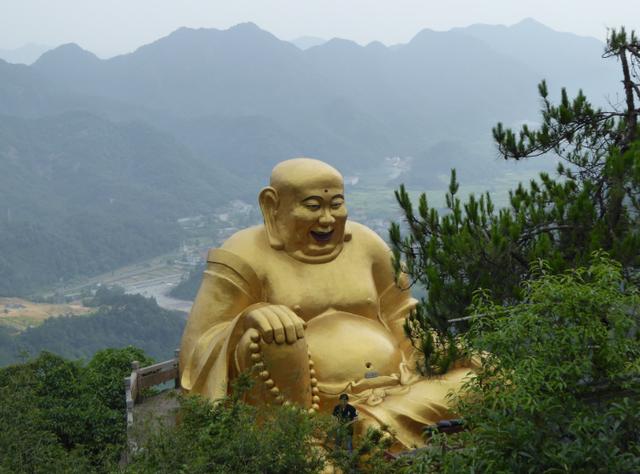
[274,178,348,263]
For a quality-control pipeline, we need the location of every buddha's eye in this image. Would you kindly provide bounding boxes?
[305,203,321,211]
[330,202,343,210]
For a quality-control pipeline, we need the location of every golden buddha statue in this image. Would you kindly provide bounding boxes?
[179,158,473,448]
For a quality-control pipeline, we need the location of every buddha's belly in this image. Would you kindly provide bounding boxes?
[305,311,402,387]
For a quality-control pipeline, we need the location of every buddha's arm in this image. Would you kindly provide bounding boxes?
[378,272,418,358]
[369,231,418,360]
[179,249,262,398]
[377,267,423,383]
[372,238,481,378]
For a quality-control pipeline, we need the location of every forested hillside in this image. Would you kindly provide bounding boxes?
[168,263,205,301]
[3,19,619,176]
[0,287,185,366]
[0,20,621,296]
[0,112,243,295]
[0,347,154,472]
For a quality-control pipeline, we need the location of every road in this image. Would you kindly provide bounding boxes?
[123,272,193,313]
[54,252,195,314]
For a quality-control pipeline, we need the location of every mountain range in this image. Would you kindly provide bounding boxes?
[0,19,622,295]
[0,43,50,65]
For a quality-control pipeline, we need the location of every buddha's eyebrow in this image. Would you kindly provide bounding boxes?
[302,196,323,202]
[302,194,344,203]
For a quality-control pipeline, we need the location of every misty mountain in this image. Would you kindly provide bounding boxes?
[0,111,242,295]
[303,30,540,151]
[0,43,50,65]
[33,25,329,122]
[453,18,619,103]
[290,36,326,50]
[155,114,304,179]
[0,20,623,295]
[27,25,392,170]
[24,21,619,172]
[0,59,61,117]
[0,57,162,123]
[391,139,556,190]
[30,23,538,155]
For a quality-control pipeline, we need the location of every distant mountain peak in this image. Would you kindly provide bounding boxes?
[290,36,326,50]
[125,22,289,61]
[167,22,263,36]
[33,43,99,68]
[365,41,386,50]
[407,28,445,44]
[225,22,282,42]
[166,22,280,45]
[512,17,553,32]
[0,43,51,65]
[323,37,361,49]
[44,43,92,55]
[228,21,261,32]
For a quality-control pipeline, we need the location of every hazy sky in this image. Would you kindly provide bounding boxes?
[1,0,638,57]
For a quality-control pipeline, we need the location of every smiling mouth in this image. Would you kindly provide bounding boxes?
[310,230,334,243]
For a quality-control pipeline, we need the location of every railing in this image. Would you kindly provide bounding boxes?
[124,349,181,427]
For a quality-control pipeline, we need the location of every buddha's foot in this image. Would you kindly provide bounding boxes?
[236,328,317,409]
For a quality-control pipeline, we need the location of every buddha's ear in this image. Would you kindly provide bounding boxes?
[259,186,284,250]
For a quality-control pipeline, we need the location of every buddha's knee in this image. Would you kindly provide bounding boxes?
[235,328,317,409]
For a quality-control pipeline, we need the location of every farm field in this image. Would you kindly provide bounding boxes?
[0,297,93,333]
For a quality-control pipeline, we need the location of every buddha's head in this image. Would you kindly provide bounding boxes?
[259,158,349,263]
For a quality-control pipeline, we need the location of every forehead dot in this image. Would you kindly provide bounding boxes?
[324,189,328,193]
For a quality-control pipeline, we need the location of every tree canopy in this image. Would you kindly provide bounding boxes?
[0,347,153,473]
[0,287,185,366]
[390,27,640,375]
[413,256,640,472]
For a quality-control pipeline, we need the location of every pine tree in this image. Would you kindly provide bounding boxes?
[390,28,640,375]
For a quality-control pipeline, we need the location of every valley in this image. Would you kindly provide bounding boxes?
[32,160,545,317]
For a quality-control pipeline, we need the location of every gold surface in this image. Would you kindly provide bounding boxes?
[179,158,474,448]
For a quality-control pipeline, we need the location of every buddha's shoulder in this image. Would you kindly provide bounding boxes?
[348,222,396,285]
[219,225,269,259]
[348,221,390,254]
[201,226,267,292]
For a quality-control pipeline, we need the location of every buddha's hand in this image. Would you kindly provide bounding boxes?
[243,305,306,344]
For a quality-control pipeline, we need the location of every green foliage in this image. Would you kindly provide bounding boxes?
[330,426,402,474]
[0,347,153,473]
[0,112,242,296]
[402,297,461,376]
[85,347,153,412]
[409,256,640,472]
[127,394,326,474]
[391,28,640,374]
[0,342,398,474]
[0,287,185,366]
[127,375,399,474]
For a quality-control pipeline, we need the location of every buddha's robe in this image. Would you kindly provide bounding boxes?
[179,221,472,448]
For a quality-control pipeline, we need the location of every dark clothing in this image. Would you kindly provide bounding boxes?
[333,403,358,452]
[333,403,358,434]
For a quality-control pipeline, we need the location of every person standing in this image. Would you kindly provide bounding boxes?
[332,394,358,452]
